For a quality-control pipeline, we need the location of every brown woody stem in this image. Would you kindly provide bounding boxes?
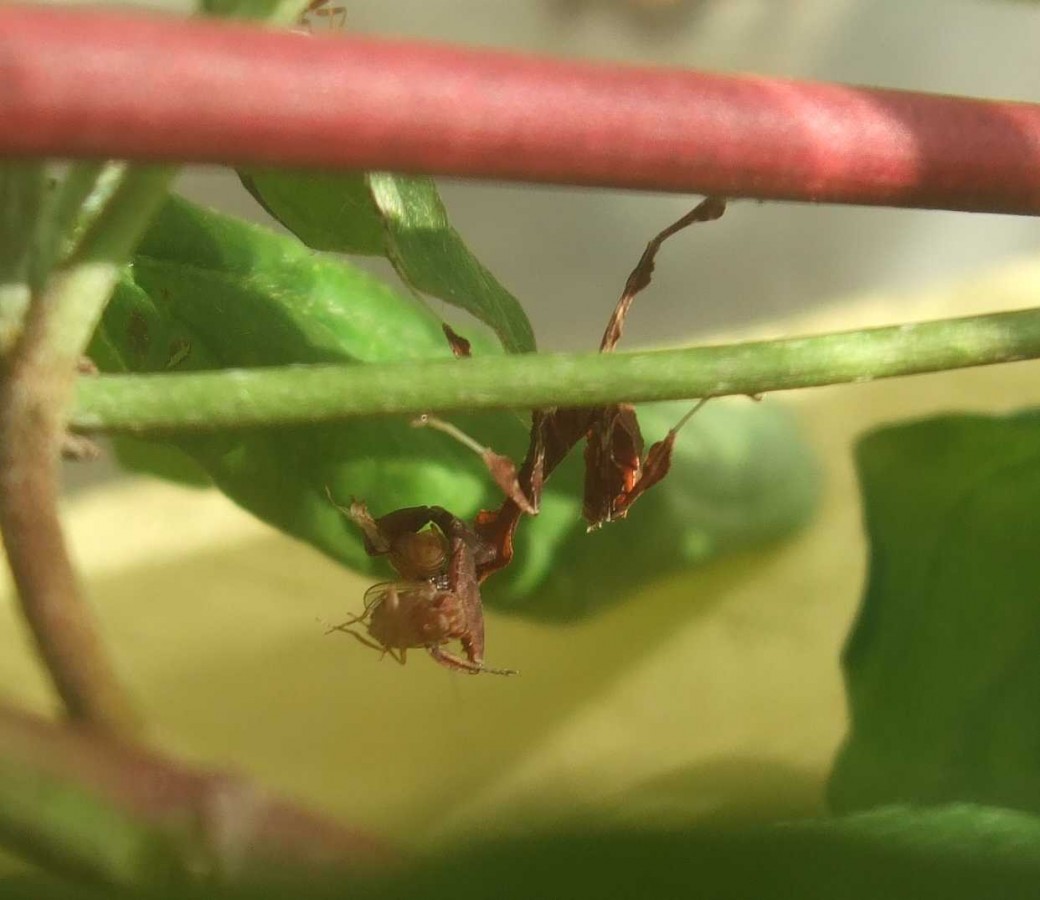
[0,166,172,737]
[0,306,141,734]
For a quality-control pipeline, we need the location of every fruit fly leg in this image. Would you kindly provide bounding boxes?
[298,0,347,32]
[326,616,409,664]
[320,5,347,30]
[413,415,537,515]
[325,622,386,654]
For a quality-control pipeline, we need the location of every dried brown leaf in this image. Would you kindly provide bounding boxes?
[442,322,472,358]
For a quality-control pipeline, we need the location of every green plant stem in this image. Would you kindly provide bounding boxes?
[0,700,392,889]
[0,163,47,354]
[0,166,174,738]
[39,162,123,275]
[72,307,1040,433]
[44,167,174,359]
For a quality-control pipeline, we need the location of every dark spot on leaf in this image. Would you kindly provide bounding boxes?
[166,338,191,369]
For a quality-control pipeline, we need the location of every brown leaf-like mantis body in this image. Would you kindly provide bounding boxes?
[332,197,727,672]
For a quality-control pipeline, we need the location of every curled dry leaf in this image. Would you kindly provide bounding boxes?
[482,449,537,516]
[475,197,726,550]
[442,322,472,358]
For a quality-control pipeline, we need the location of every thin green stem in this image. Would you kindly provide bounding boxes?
[413,414,491,455]
[0,163,47,354]
[42,166,173,361]
[72,307,1040,433]
[38,162,124,275]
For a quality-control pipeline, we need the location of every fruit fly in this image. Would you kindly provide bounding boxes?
[329,197,727,672]
[297,0,347,33]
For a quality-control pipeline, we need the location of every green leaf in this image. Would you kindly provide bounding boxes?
[0,163,46,351]
[93,194,516,572]
[0,162,119,351]
[0,164,46,290]
[830,412,1040,814]
[367,173,536,353]
[10,805,1040,899]
[240,169,536,353]
[0,875,109,900]
[240,170,384,255]
[87,274,214,487]
[355,805,1040,900]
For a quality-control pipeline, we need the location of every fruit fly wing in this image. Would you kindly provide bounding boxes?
[362,581,393,611]
[363,580,440,610]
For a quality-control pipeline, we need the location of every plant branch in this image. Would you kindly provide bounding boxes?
[0,166,173,737]
[0,700,393,889]
[38,162,124,276]
[4,5,1040,214]
[0,164,47,355]
[71,307,1040,433]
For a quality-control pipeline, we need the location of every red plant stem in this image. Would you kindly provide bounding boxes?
[2,6,1040,215]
